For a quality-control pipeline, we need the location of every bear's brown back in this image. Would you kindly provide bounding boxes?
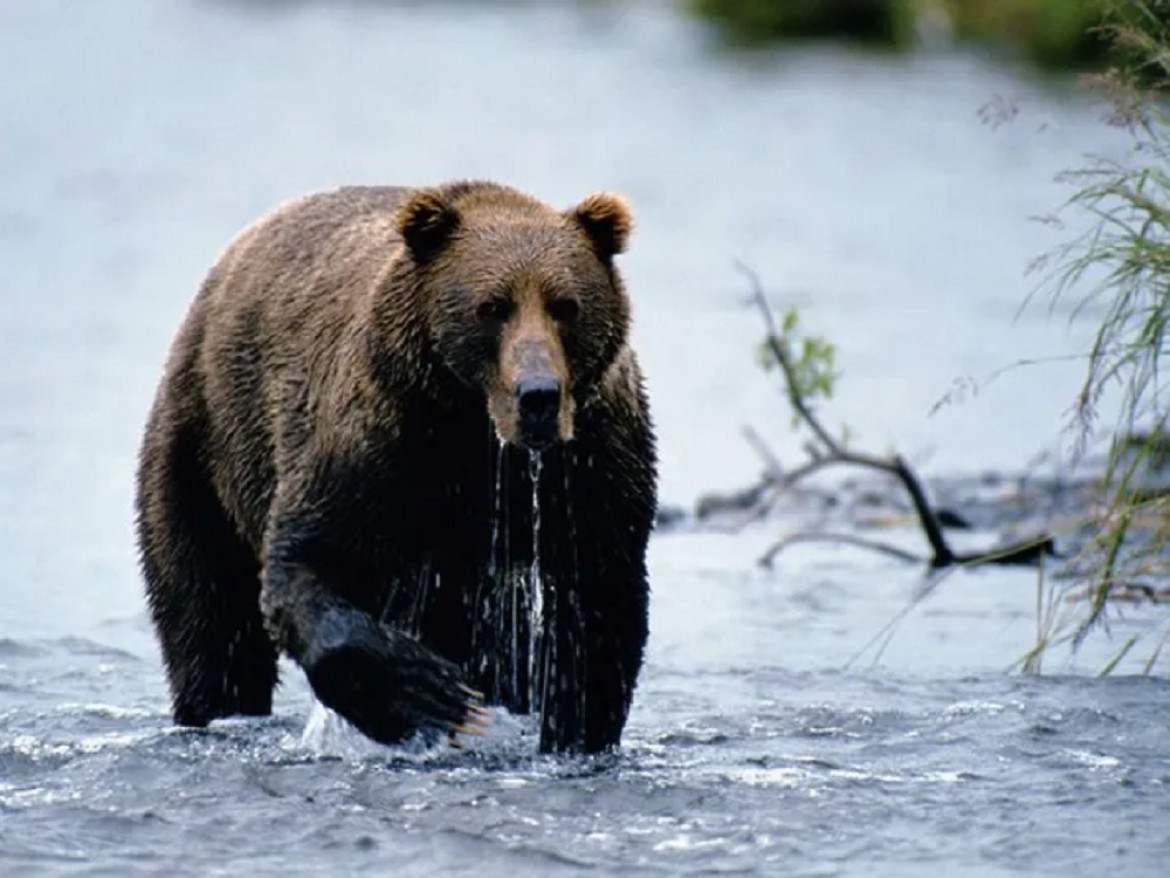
[170,187,413,545]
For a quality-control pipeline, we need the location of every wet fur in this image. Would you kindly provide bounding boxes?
[135,181,656,753]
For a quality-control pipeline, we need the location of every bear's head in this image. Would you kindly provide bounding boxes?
[394,181,633,451]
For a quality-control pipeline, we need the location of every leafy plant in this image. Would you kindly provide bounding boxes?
[1027,0,1170,666]
[756,304,840,430]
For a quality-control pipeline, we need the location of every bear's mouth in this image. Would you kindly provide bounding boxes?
[515,375,561,449]
[517,426,557,451]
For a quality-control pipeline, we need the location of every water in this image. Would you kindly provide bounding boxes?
[2,1,1169,875]
[527,452,545,716]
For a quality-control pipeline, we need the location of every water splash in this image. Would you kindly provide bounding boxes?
[301,697,438,759]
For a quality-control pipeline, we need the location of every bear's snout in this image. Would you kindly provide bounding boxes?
[515,375,561,449]
[490,332,575,450]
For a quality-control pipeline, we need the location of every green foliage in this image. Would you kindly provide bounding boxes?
[1029,0,1170,665]
[686,0,1147,71]
[757,305,840,429]
[947,0,1110,69]
[689,0,920,50]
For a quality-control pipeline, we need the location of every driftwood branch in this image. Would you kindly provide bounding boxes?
[736,262,1057,571]
[759,532,927,567]
[757,529,1057,570]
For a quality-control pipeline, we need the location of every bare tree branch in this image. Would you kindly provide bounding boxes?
[758,532,927,567]
[736,263,1057,572]
[741,425,785,481]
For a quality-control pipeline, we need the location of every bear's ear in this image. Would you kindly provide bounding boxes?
[396,188,461,261]
[568,192,633,260]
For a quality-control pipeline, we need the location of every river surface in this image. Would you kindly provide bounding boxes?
[2,1,1168,876]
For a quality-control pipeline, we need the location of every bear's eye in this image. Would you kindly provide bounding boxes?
[547,298,580,323]
[476,298,513,321]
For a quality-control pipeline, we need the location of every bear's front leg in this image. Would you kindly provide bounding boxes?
[535,397,656,754]
[538,559,649,755]
[261,557,486,747]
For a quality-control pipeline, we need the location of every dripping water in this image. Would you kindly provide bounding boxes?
[563,448,585,729]
[411,560,431,637]
[508,450,520,704]
[488,439,505,580]
[476,437,507,681]
[528,451,544,712]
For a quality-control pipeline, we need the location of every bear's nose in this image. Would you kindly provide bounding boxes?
[515,376,561,448]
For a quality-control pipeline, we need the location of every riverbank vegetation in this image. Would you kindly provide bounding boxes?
[687,0,920,49]
[1023,0,1170,667]
[688,0,1123,70]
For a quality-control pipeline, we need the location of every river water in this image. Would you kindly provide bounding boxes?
[2,2,1168,876]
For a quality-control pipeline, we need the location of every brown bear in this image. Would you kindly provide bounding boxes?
[135,181,657,754]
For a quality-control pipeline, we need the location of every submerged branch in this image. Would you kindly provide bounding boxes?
[758,528,1058,570]
[736,263,1058,572]
[758,532,926,567]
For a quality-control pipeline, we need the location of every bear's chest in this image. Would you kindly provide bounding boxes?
[377,437,574,611]
[397,436,569,568]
